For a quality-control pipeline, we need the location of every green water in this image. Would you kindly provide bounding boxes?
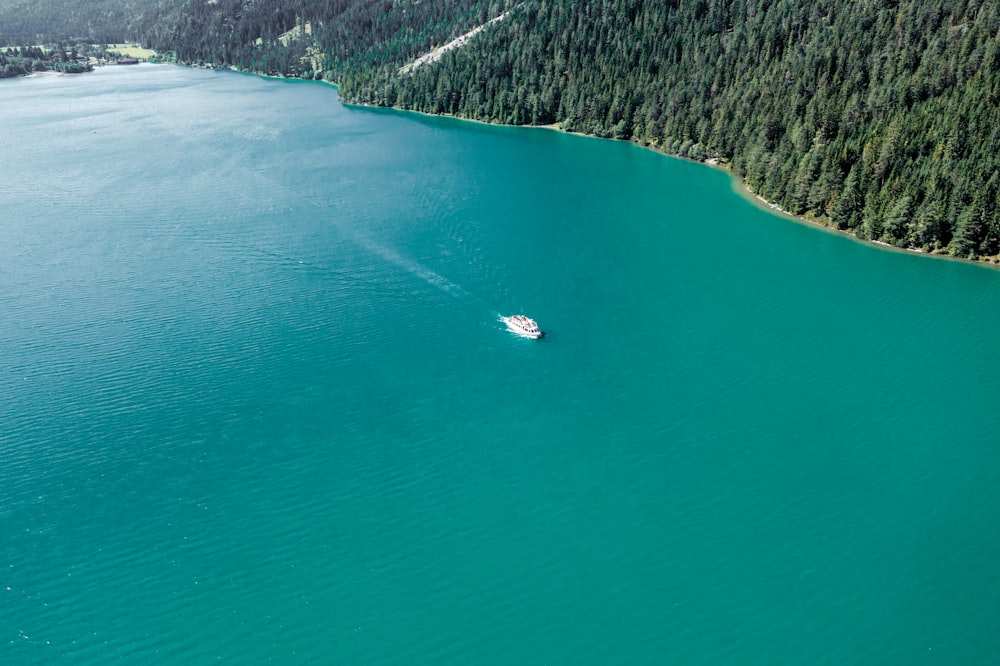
[2,65,999,664]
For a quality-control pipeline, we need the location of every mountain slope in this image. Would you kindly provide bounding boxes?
[127,0,1000,259]
[0,0,158,43]
[342,0,1000,258]
[132,0,511,79]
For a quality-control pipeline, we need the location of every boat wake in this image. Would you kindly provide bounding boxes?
[298,196,503,316]
[253,184,524,328]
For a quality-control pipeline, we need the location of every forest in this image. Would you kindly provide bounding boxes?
[0,45,93,77]
[0,0,159,44]
[4,0,999,259]
[340,0,1000,259]
[129,0,513,79]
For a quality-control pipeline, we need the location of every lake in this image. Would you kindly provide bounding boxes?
[2,64,999,664]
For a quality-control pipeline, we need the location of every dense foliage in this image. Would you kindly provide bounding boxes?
[132,0,512,79]
[5,0,999,258]
[0,0,158,44]
[0,45,93,77]
[343,0,1000,258]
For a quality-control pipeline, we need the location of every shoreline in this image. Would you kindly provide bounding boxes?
[353,101,1000,272]
[224,65,339,90]
[706,159,1000,271]
[185,65,1000,272]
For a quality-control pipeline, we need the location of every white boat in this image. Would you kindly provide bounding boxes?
[501,314,545,339]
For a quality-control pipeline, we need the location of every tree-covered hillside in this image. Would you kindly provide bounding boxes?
[135,0,1000,259]
[342,0,1000,259]
[9,0,997,259]
[0,0,157,44]
[132,0,513,79]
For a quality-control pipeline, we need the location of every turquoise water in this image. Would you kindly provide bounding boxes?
[2,65,1000,664]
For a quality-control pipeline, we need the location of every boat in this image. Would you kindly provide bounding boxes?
[501,314,545,339]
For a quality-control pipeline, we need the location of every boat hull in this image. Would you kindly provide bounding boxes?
[501,316,545,339]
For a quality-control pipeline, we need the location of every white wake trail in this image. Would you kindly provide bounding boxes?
[300,195,496,314]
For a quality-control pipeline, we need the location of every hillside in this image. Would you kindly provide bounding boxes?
[131,0,512,79]
[0,0,158,44]
[14,0,996,259]
[340,0,1000,260]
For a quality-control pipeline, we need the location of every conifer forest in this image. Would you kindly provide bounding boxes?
[4,0,999,258]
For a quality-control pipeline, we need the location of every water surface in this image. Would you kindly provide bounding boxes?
[2,65,999,664]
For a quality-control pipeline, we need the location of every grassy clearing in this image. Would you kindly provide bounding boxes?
[1,44,156,58]
[105,43,157,59]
